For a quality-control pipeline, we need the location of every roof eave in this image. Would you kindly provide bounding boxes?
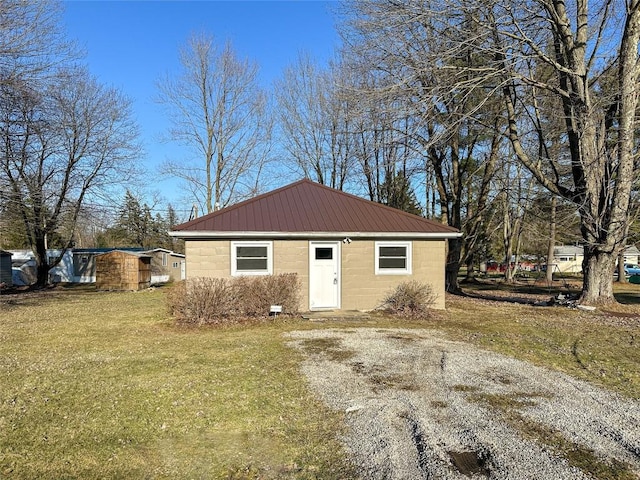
[169,230,462,239]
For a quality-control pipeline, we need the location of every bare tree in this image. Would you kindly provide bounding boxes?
[275,53,353,189]
[0,67,140,286]
[341,1,502,292]
[157,33,272,213]
[0,0,74,84]
[341,0,640,304]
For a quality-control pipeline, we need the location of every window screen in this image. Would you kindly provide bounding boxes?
[236,246,268,271]
[378,246,407,269]
[375,241,411,274]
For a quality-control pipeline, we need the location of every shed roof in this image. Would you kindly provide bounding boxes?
[0,250,12,256]
[96,250,152,258]
[171,179,460,239]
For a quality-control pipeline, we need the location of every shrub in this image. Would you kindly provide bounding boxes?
[383,281,437,317]
[233,273,300,317]
[166,274,300,326]
[166,278,235,326]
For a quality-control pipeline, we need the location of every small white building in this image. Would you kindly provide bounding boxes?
[551,244,640,274]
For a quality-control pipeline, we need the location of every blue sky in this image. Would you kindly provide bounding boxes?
[63,1,340,218]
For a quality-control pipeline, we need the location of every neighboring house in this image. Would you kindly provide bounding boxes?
[144,248,186,284]
[8,250,38,285]
[622,245,640,265]
[551,245,640,274]
[0,250,12,287]
[170,179,461,311]
[551,245,583,273]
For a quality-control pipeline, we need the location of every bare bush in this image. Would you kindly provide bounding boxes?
[166,278,235,326]
[383,281,437,317]
[234,273,300,317]
[166,274,300,326]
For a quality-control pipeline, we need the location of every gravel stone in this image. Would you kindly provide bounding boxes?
[287,328,640,479]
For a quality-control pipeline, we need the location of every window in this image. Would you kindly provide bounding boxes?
[231,241,273,276]
[315,247,333,260]
[172,262,179,269]
[162,253,168,267]
[375,241,412,275]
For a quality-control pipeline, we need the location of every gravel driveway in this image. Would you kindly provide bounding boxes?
[286,328,640,479]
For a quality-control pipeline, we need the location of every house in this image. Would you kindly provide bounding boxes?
[551,244,640,274]
[144,248,186,284]
[622,245,640,265]
[551,245,583,273]
[170,179,461,311]
[0,250,12,287]
[95,250,152,291]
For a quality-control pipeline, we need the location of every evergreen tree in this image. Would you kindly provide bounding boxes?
[379,171,423,216]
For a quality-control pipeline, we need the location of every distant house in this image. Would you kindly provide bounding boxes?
[145,248,186,284]
[551,245,583,273]
[551,245,640,273]
[170,179,461,311]
[0,250,12,287]
[622,245,640,265]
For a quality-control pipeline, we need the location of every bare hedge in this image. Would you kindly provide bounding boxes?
[167,273,300,326]
[383,280,437,317]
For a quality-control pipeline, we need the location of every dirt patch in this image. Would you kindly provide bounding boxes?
[288,328,640,479]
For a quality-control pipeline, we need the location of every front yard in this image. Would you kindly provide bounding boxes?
[0,282,638,478]
[0,287,352,479]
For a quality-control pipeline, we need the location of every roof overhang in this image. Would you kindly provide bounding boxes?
[169,230,462,240]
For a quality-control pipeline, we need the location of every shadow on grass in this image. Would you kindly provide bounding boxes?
[614,292,640,305]
[456,278,581,305]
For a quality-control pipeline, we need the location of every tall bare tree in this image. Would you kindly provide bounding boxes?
[341,1,502,292]
[0,68,140,286]
[157,33,272,213]
[275,54,354,189]
[341,0,640,304]
[0,0,140,287]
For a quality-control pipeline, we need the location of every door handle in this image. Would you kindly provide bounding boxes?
[333,277,338,285]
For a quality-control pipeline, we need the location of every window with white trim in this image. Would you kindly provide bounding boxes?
[162,253,168,267]
[375,241,412,275]
[231,241,273,276]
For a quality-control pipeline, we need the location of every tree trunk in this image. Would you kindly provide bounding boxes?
[616,251,627,283]
[33,236,49,288]
[446,238,462,293]
[546,196,556,283]
[465,256,476,281]
[580,248,617,305]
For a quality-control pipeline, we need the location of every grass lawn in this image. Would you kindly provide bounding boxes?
[0,281,638,479]
[0,287,353,479]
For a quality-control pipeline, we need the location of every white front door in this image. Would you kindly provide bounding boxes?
[309,242,340,309]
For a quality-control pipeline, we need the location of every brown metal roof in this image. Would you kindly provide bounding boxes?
[171,179,460,237]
